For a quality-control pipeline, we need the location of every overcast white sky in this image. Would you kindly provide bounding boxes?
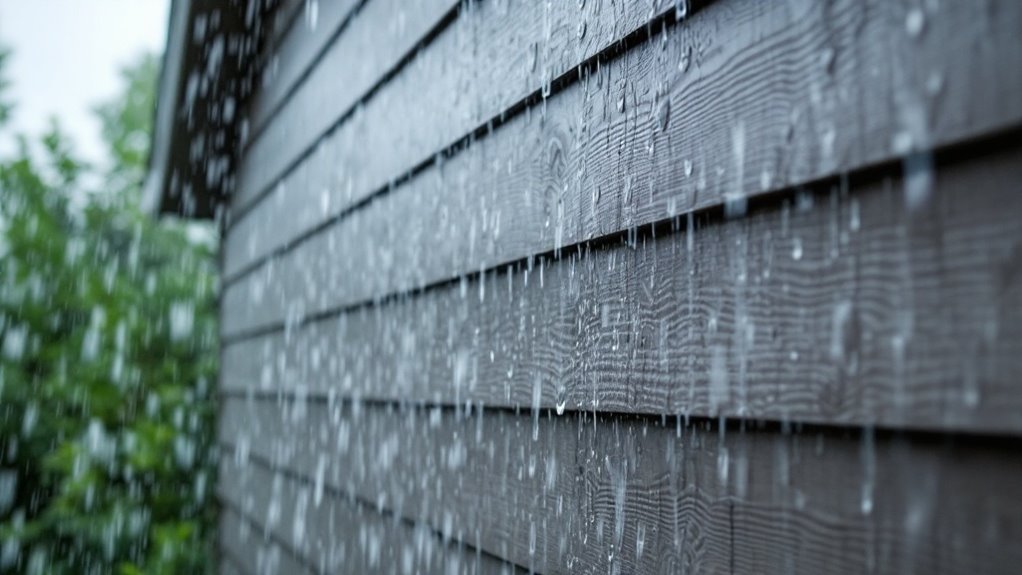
[0,0,169,167]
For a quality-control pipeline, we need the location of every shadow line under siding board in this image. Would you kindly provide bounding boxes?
[221,143,1022,434]
[219,448,524,574]
[219,397,1022,575]
[224,0,686,276]
[230,0,459,219]
[221,0,1022,335]
[245,0,364,148]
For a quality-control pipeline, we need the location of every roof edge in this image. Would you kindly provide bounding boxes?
[142,0,192,217]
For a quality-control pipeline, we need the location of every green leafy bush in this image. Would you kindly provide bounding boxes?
[0,49,218,574]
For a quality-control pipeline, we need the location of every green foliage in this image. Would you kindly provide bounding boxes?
[0,51,218,574]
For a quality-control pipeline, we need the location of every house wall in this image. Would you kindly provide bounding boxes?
[217,1,1022,572]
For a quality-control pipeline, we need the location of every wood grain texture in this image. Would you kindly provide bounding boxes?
[219,398,1022,574]
[230,0,458,215]
[219,456,514,574]
[247,0,361,142]
[222,141,1022,434]
[220,508,314,575]
[223,0,1022,297]
[225,0,672,276]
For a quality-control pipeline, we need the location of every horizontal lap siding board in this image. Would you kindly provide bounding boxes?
[218,456,514,574]
[230,0,458,215]
[217,0,1022,572]
[219,398,1022,575]
[221,142,1022,434]
[220,508,314,575]
[220,0,1022,336]
[219,556,244,575]
[247,0,361,139]
[224,0,671,277]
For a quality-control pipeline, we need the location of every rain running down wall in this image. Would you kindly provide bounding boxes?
[216,0,1022,573]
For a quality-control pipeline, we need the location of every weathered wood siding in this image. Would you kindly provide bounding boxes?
[218,0,1022,572]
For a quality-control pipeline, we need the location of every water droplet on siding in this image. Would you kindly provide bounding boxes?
[820,47,836,74]
[678,44,692,73]
[657,98,671,132]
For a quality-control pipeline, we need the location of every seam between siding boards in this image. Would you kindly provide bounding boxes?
[219,442,530,573]
[223,0,694,260]
[218,121,1022,348]
[218,393,1022,444]
[243,0,369,152]
[228,0,464,225]
[220,503,319,574]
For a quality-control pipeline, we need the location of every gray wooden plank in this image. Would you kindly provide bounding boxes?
[220,555,245,575]
[220,507,314,575]
[247,0,361,141]
[225,0,671,275]
[219,454,519,574]
[219,398,1022,575]
[223,0,1022,296]
[222,138,1022,434]
[230,0,457,215]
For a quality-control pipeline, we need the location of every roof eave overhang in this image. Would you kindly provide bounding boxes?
[144,0,277,220]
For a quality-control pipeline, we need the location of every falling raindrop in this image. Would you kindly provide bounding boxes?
[892,130,914,155]
[555,383,568,415]
[305,0,319,30]
[1,325,27,361]
[636,521,646,561]
[905,7,925,38]
[861,427,876,515]
[532,374,542,440]
[926,71,944,97]
[675,0,689,20]
[903,152,934,211]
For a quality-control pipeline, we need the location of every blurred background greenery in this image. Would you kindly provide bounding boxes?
[0,47,219,574]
